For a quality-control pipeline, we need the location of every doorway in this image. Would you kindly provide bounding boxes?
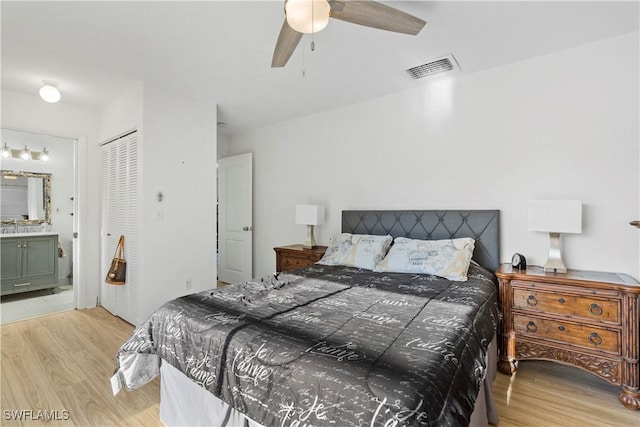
[0,129,78,323]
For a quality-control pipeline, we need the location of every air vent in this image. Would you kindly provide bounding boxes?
[406,54,460,79]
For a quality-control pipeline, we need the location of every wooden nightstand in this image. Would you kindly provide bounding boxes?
[495,264,640,410]
[274,244,327,272]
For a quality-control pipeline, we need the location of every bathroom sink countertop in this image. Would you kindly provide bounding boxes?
[0,231,59,238]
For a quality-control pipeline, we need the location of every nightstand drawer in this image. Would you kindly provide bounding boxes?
[274,245,327,273]
[280,255,315,271]
[514,314,620,355]
[513,287,619,324]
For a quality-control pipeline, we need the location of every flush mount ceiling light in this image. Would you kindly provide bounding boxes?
[39,80,61,103]
[285,0,331,34]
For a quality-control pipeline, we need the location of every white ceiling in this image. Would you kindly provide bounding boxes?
[2,1,638,135]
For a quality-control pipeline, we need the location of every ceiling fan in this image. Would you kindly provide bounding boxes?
[272,0,426,67]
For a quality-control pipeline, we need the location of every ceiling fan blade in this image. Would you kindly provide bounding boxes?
[329,1,426,35]
[272,19,303,68]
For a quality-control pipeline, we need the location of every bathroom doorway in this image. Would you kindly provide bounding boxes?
[0,129,78,323]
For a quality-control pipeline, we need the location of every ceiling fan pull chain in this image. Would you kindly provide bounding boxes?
[302,38,306,77]
[311,1,316,52]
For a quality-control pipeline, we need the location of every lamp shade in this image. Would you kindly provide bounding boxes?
[528,200,582,234]
[295,204,325,225]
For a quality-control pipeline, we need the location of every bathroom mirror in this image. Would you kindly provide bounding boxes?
[0,170,52,224]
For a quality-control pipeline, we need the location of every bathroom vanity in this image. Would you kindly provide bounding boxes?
[1,232,59,296]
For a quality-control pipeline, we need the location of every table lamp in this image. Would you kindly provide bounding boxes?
[528,200,582,273]
[296,204,325,249]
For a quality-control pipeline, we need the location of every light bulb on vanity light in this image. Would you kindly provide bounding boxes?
[20,145,31,160]
[40,148,50,162]
[1,143,10,158]
[39,80,61,103]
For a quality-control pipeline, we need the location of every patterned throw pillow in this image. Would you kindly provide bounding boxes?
[317,233,393,271]
[374,237,475,281]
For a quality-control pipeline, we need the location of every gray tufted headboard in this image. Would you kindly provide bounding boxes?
[342,210,500,272]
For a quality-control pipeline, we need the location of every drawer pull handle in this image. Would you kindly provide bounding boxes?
[526,321,538,333]
[14,283,30,287]
[558,298,565,304]
[589,304,603,316]
[589,332,603,346]
[527,295,538,306]
[558,326,565,331]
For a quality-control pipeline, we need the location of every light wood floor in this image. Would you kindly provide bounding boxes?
[1,307,160,426]
[1,307,638,426]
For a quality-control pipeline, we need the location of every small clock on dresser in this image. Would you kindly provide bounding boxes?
[495,264,640,410]
[511,253,526,270]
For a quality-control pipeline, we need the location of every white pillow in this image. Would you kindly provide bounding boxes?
[317,233,393,271]
[374,237,475,281]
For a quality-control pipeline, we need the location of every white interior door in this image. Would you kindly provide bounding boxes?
[218,153,252,283]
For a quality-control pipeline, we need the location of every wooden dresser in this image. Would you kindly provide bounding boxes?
[496,264,640,409]
[274,244,327,272]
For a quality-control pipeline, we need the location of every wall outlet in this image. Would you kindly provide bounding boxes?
[185,278,192,290]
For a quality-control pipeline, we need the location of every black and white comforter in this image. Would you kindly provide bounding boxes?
[115,264,499,426]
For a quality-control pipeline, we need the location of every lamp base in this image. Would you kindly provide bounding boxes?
[302,224,317,249]
[543,232,568,274]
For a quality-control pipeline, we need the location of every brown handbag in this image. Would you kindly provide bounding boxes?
[105,235,126,285]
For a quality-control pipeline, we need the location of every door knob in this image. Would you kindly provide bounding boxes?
[242,226,253,231]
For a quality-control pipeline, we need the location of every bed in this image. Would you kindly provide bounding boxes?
[115,210,501,426]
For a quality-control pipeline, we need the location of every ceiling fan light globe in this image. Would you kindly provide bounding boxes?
[285,0,330,34]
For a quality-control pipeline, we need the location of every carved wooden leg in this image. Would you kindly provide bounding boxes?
[498,278,517,375]
[619,387,640,410]
[619,293,640,410]
[498,332,517,374]
[498,357,517,375]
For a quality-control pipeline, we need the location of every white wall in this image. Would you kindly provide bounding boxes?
[1,129,75,283]
[217,133,230,159]
[1,89,101,308]
[228,32,640,280]
[141,86,217,322]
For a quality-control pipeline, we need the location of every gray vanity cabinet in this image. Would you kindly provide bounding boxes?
[1,234,59,296]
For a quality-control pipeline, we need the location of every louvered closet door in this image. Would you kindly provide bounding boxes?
[100,131,139,325]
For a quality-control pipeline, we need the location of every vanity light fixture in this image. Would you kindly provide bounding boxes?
[39,80,61,103]
[1,143,52,161]
[20,145,31,160]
